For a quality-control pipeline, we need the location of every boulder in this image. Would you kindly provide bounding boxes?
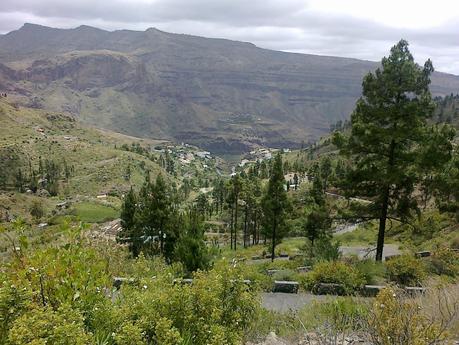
[313,283,346,295]
[405,286,427,296]
[36,189,51,197]
[296,266,311,273]
[273,280,299,293]
[113,277,136,290]
[266,269,281,276]
[415,251,431,258]
[362,285,385,297]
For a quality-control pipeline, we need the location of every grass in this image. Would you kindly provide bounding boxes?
[220,237,306,260]
[334,224,378,246]
[71,202,119,223]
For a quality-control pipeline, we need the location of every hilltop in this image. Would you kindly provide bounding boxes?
[1,23,459,153]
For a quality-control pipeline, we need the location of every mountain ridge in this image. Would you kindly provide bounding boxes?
[1,23,459,153]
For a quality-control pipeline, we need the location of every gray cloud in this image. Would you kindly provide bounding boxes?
[0,0,458,74]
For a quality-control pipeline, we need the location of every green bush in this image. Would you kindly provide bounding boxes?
[239,264,273,292]
[272,269,298,282]
[117,261,259,345]
[301,238,341,264]
[429,247,459,278]
[385,255,427,286]
[7,305,91,345]
[300,261,365,294]
[351,258,386,285]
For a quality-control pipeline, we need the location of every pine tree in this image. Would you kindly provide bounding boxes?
[118,187,139,256]
[333,40,455,261]
[262,153,290,261]
[304,205,331,248]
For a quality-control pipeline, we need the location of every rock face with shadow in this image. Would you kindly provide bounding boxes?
[2,23,459,153]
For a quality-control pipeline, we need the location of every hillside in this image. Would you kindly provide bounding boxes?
[1,23,459,153]
[0,98,170,196]
[0,96,223,196]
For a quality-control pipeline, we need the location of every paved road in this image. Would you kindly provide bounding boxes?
[261,292,332,312]
[340,243,401,259]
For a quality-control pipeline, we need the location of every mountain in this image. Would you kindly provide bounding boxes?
[1,23,459,153]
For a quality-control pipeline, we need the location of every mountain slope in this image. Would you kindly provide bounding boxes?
[0,98,167,196]
[1,23,459,153]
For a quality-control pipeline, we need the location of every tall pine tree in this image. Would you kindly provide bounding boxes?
[334,40,455,261]
[262,153,290,261]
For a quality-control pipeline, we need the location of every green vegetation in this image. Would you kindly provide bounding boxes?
[72,201,119,223]
[385,255,427,286]
[1,39,459,344]
[301,261,365,295]
[262,153,290,261]
[333,40,456,261]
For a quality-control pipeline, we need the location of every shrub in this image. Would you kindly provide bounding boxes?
[7,304,91,345]
[301,238,341,264]
[385,255,427,286]
[115,260,259,345]
[353,259,386,285]
[365,287,451,345]
[0,283,31,342]
[429,247,459,278]
[301,261,365,294]
[272,269,298,282]
[451,235,459,250]
[115,321,145,345]
[240,264,273,292]
[313,238,341,261]
[308,297,368,334]
[29,200,44,220]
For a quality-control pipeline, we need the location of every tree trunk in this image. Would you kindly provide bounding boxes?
[230,206,234,250]
[376,139,396,261]
[376,186,390,261]
[234,199,238,250]
[243,205,248,248]
[271,219,277,262]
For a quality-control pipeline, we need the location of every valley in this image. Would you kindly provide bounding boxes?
[1,24,459,153]
[0,29,459,345]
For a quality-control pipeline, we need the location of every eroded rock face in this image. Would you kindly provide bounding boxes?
[17,54,140,90]
[2,24,459,153]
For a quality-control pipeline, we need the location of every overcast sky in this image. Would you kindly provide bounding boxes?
[1,0,459,74]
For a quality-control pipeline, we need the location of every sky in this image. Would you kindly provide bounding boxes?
[1,0,459,74]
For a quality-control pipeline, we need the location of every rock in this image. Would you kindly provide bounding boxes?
[384,254,401,261]
[296,266,311,273]
[405,286,427,296]
[362,285,385,297]
[263,332,288,345]
[289,254,304,260]
[113,277,136,290]
[415,251,431,258]
[273,280,299,293]
[313,283,346,295]
[173,278,193,285]
[36,188,50,197]
[266,269,281,276]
